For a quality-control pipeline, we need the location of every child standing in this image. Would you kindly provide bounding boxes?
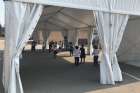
[73,46,81,66]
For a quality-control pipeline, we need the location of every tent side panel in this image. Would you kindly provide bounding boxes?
[118,18,140,64]
[13,0,109,12]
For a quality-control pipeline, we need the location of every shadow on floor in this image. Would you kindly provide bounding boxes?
[20,50,140,93]
[0,51,4,93]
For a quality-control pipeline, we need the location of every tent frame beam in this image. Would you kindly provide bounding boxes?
[59,11,91,26]
[47,21,68,30]
[49,17,76,29]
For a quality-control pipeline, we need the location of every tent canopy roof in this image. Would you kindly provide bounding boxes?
[13,0,140,15]
[36,6,140,32]
[37,6,95,32]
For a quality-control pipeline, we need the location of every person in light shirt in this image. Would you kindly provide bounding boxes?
[92,45,99,65]
[73,46,81,66]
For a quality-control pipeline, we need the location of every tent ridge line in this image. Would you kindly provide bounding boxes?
[11,0,140,16]
[59,12,90,26]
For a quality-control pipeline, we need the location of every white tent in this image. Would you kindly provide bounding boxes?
[32,6,95,51]
[118,16,140,63]
[2,0,140,93]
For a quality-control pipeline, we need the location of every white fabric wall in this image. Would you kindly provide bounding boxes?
[95,11,129,84]
[48,31,64,42]
[37,30,44,43]
[78,30,89,39]
[32,31,38,41]
[14,0,140,15]
[14,0,109,12]
[68,30,78,45]
[118,18,140,62]
[110,0,140,15]
[3,1,43,93]
[67,30,76,43]
[87,28,94,55]
[43,31,51,49]
[4,1,140,92]
[31,26,42,43]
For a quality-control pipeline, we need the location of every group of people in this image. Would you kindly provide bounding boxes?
[30,39,100,65]
[69,44,86,66]
[69,44,100,66]
[73,45,86,66]
[49,41,63,58]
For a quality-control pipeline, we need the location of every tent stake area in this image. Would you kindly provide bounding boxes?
[18,51,140,93]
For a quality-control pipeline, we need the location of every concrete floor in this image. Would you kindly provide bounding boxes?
[0,51,4,93]
[0,51,140,93]
[126,61,140,67]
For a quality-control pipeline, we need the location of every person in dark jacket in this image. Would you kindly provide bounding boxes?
[69,43,74,56]
[31,40,37,52]
[80,44,86,63]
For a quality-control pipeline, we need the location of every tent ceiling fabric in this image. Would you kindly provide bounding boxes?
[14,0,140,15]
[38,6,95,31]
[37,6,140,32]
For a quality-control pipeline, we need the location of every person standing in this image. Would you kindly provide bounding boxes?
[73,46,81,66]
[53,44,58,58]
[80,44,86,63]
[31,40,37,52]
[92,45,99,65]
[69,43,74,56]
[49,41,53,53]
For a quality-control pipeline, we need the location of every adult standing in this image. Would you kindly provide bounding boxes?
[31,40,37,52]
[80,44,86,63]
[69,42,74,56]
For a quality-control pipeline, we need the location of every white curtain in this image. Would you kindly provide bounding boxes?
[32,30,39,42]
[73,30,79,46]
[14,0,109,13]
[38,31,44,43]
[42,30,51,49]
[3,1,43,93]
[67,30,78,46]
[67,30,77,45]
[95,11,129,84]
[61,30,68,48]
[15,0,140,16]
[32,30,45,43]
[88,28,94,55]
[42,30,47,43]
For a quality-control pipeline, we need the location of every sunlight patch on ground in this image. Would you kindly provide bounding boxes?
[0,39,4,50]
[57,51,93,63]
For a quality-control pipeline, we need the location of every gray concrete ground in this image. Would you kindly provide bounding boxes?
[126,61,140,67]
[0,50,140,93]
[0,51,4,93]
